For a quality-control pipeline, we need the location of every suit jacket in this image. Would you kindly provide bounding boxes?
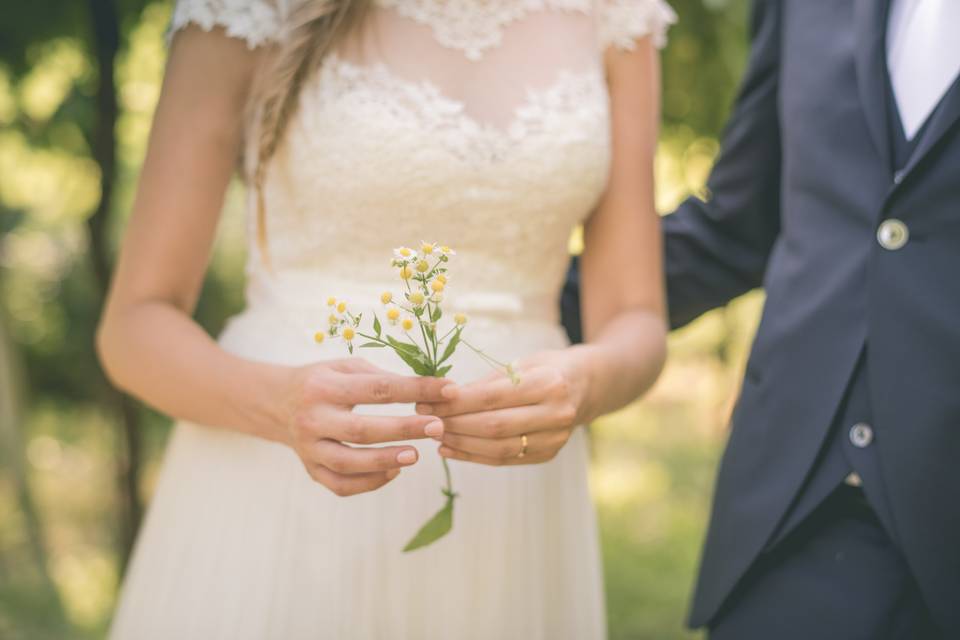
[561,0,960,632]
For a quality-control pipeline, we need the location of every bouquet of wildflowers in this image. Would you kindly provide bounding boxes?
[316,243,516,551]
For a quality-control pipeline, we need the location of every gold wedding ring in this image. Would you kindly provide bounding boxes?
[518,434,528,459]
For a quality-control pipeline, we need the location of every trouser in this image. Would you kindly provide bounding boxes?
[708,484,941,640]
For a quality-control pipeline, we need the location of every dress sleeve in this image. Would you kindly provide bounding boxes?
[168,0,285,49]
[596,0,677,51]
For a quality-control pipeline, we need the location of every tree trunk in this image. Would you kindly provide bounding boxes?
[87,0,143,568]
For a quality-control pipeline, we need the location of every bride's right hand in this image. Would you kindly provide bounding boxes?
[284,358,453,497]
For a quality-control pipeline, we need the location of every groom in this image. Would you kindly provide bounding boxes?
[564,0,960,637]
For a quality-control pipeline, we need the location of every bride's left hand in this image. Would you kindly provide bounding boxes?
[415,350,591,465]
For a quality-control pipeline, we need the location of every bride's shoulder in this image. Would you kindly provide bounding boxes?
[168,0,291,49]
[593,0,677,51]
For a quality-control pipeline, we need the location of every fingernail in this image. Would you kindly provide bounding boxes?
[424,420,444,438]
[416,403,433,415]
[441,384,459,399]
[438,446,452,457]
[396,449,418,465]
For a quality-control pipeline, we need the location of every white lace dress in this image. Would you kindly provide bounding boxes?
[109,1,674,638]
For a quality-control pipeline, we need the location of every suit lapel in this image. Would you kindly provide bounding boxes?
[854,0,893,175]
[898,75,960,181]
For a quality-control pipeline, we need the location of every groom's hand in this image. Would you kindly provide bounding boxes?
[416,350,588,466]
[285,358,451,496]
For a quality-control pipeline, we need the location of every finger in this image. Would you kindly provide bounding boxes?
[312,439,420,474]
[326,358,382,375]
[440,428,569,459]
[437,444,552,467]
[441,405,562,439]
[325,413,444,444]
[307,464,401,497]
[324,372,457,406]
[416,368,554,417]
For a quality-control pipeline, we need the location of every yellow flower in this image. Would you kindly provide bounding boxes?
[409,291,425,306]
[386,306,401,324]
[326,297,337,307]
[454,313,468,325]
[506,362,521,385]
[329,314,340,326]
[313,331,325,344]
[401,317,414,331]
[336,301,347,313]
[416,259,430,273]
[380,291,393,304]
[399,265,413,280]
[440,245,455,255]
[436,274,447,284]
[421,242,436,255]
[430,279,445,293]
[342,327,355,342]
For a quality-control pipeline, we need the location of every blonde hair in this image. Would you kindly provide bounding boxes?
[252,0,371,267]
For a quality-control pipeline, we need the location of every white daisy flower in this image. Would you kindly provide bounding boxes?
[393,246,418,262]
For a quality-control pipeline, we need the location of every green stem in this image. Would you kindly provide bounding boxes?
[357,332,389,345]
[441,456,453,496]
[460,338,510,371]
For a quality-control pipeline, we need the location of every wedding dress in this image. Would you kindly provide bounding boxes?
[109,1,673,638]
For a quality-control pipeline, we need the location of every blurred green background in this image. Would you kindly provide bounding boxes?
[0,1,761,638]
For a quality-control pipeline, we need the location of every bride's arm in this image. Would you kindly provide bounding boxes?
[418,39,667,465]
[97,27,452,495]
[576,36,667,417]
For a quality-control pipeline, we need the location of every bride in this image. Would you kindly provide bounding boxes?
[98,0,673,637]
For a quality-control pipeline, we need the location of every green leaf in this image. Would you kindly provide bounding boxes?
[360,342,386,348]
[438,328,461,365]
[435,364,452,378]
[386,335,422,355]
[373,314,382,338]
[395,351,432,376]
[430,306,442,322]
[402,494,455,552]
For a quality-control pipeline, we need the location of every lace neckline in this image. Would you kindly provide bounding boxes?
[313,54,608,164]
[375,0,593,61]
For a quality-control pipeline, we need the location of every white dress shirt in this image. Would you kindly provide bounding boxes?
[887,0,960,140]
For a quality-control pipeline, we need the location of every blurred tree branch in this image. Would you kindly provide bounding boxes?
[87,0,144,569]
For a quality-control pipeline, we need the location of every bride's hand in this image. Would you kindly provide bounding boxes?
[415,350,589,466]
[285,358,453,495]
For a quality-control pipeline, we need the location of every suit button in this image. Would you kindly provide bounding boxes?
[849,423,874,448]
[877,219,909,250]
[844,472,863,487]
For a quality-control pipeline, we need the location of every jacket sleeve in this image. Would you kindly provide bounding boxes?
[664,0,784,329]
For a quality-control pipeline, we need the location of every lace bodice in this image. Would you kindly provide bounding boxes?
[170,0,674,322]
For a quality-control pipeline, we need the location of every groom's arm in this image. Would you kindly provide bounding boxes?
[663,0,783,328]
[562,0,784,341]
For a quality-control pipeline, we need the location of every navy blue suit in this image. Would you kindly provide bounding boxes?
[562,0,960,636]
